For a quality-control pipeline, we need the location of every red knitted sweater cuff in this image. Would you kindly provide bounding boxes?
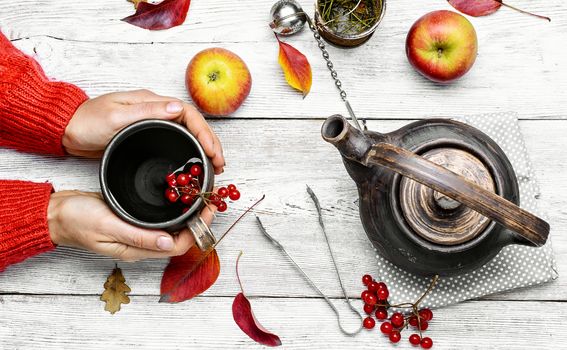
[0,33,88,155]
[0,180,55,272]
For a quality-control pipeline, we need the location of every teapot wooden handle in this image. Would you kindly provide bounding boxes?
[366,143,550,247]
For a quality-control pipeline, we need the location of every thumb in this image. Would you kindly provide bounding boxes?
[199,201,218,227]
[121,100,184,124]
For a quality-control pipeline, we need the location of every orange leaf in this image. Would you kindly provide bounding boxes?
[277,38,312,97]
[159,246,220,303]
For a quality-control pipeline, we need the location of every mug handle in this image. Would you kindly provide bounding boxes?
[187,216,216,251]
[366,142,550,247]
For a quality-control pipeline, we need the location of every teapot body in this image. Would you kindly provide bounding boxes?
[346,119,521,276]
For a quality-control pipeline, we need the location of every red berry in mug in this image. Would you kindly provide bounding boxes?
[166,173,176,182]
[377,288,389,300]
[375,307,388,320]
[363,317,375,329]
[218,187,229,198]
[363,303,375,314]
[389,330,401,343]
[190,164,202,177]
[420,337,433,349]
[217,201,228,212]
[229,190,241,201]
[177,173,190,186]
[380,321,393,334]
[167,178,177,188]
[166,189,179,203]
[180,194,193,205]
[362,274,373,286]
[409,334,421,346]
[390,312,404,328]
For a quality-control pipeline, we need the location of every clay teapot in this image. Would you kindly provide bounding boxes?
[321,115,550,276]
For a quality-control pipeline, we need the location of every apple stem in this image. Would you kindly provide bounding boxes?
[499,1,551,22]
[208,71,220,83]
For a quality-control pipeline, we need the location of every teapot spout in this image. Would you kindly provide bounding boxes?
[322,115,372,165]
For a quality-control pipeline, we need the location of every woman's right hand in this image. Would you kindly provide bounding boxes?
[63,89,225,174]
[47,190,216,261]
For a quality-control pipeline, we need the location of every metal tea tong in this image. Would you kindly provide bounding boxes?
[256,185,363,336]
[270,0,363,131]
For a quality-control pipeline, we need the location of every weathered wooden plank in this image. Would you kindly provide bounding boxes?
[3,12,564,120]
[0,295,566,349]
[0,119,564,301]
[1,0,564,43]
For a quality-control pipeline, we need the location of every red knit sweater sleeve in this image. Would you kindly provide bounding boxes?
[0,32,88,271]
[0,180,55,271]
[0,32,88,155]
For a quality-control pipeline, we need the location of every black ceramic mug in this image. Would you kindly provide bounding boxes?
[100,119,216,250]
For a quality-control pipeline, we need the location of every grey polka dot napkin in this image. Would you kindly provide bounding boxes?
[372,112,558,308]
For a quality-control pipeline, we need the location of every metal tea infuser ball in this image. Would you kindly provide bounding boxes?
[269,0,363,130]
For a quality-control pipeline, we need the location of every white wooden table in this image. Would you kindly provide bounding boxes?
[1,0,566,348]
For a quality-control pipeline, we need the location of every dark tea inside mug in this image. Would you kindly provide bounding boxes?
[100,120,214,232]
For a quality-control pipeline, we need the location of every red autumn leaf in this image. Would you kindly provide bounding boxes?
[276,36,312,97]
[122,0,191,30]
[232,253,282,347]
[159,195,265,303]
[159,246,220,303]
[447,0,550,21]
[447,0,501,17]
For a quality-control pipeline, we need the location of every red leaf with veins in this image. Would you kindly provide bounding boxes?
[122,0,191,30]
[232,253,282,347]
[159,246,220,303]
[160,195,266,303]
[448,0,501,17]
[447,0,550,21]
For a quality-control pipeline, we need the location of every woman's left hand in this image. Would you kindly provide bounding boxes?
[63,89,225,174]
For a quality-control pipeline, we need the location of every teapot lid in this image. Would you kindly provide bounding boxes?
[399,147,495,245]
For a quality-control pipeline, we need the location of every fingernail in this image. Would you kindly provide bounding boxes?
[157,236,174,251]
[166,102,183,113]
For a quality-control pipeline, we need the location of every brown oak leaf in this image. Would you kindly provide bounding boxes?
[100,266,131,314]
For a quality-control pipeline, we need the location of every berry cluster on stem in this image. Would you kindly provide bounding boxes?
[164,163,240,213]
[360,274,439,348]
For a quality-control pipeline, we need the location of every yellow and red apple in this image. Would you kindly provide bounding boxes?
[406,10,478,83]
[186,48,251,116]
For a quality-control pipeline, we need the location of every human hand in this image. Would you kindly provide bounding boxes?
[63,89,225,174]
[47,190,217,261]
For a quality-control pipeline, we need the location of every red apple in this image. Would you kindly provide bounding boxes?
[186,48,251,116]
[406,10,478,83]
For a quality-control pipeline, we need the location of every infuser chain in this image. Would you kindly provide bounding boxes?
[305,16,363,130]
